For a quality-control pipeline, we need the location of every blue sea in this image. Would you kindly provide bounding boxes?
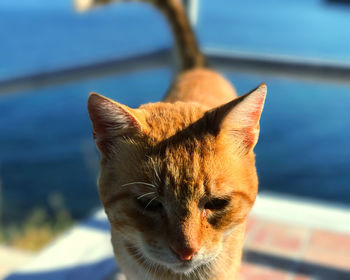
[1,0,350,224]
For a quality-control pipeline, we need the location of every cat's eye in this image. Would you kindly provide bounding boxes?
[137,197,163,212]
[204,198,229,211]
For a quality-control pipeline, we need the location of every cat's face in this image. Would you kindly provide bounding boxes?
[88,85,266,274]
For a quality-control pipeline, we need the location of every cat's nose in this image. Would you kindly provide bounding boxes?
[170,245,199,261]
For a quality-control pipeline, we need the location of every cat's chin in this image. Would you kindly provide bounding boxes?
[168,261,202,274]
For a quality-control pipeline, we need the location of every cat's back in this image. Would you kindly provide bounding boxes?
[164,68,237,109]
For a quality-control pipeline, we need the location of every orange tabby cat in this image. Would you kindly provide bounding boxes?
[84,0,267,279]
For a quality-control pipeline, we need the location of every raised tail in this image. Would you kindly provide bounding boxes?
[75,0,206,71]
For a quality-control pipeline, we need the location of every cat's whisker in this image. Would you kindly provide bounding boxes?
[151,159,162,185]
[137,192,156,200]
[147,258,159,279]
[140,252,158,280]
[146,155,162,186]
[125,240,161,279]
[143,196,158,211]
[153,167,161,184]
[121,181,157,189]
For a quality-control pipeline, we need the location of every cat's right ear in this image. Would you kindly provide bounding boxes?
[87,93,141,154]
[207,84,267,154]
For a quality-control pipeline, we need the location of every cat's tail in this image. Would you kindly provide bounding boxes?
[75,0,206,71]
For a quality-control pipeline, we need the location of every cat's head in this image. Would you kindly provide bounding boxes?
[88,84,266,274]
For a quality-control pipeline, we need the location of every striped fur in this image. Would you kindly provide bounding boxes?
[86,1,267,279]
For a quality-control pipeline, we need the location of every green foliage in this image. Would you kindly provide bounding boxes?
[0,192,74,251]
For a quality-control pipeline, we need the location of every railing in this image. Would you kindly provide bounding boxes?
[1,46,350,96]
[0,49,171,95]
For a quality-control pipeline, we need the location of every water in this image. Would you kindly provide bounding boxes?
[1,0,350,224]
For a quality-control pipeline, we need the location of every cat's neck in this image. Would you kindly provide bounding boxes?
[164,68,237,109]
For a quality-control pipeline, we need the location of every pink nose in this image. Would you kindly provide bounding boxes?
[170,246,198,261]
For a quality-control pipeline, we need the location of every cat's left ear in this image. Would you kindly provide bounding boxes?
[208,83,267,152]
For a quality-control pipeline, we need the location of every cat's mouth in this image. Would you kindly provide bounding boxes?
[160,258,202,274]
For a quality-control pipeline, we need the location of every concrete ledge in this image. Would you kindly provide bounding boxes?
[251,192,350,234]
[0,246,34,279]
[5,210,117,280]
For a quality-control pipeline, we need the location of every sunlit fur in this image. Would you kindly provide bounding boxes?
[88,69,266,280]
[86,0,267,279]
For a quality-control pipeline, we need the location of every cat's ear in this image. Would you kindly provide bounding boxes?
[87,93,141,153]
[209,84,267,153]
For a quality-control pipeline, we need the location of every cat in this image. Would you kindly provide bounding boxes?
[84,0,267,279]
